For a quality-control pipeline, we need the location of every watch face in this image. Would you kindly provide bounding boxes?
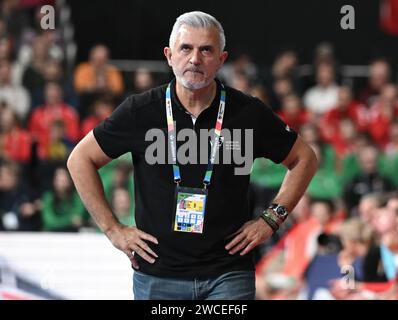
[276,206,287,217]
[268,204,288,219]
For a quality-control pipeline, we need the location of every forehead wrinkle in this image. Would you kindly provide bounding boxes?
[174,26,220,50]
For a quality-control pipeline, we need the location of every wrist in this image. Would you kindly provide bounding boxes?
[259,213,279,232]
[260,203,290,232]
[104,222,123,238]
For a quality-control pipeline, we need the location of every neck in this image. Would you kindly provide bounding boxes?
[176,80,217,117]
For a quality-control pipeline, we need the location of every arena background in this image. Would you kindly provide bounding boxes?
[0,0,398,299]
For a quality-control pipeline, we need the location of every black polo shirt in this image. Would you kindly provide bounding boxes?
[93,79,297,278]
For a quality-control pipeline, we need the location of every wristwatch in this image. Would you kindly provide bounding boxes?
[268,203,289,222]
[260,203,289,232]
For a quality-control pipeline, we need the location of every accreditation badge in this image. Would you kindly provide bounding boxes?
[173,186,208,234]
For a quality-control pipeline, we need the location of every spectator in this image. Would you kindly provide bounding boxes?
[320,86,368,145]
[262,50,300,108]
[300,123,341,199]
[0,106,31,163]
[363,204,398,282]
[111,187,135,227]
[271,50,299,81]
[103,161,134,202]
[218,52,258,88]
[343,144,394,214]
[306,218,372,300]
[74,44,124,96]
[306,141,342,200]
[385,119,398,156]
[277,93,309,132]
[340,132,374,185]
[21,34,50,95]
[0,59,30,121]
[314,42,336,67]
[0,161,41,231]
[303,62,339,117]
[270,77,295,111]
[81,98,114,138]
[28,82,79,160]
[41,166,86,232]
[230,70,252,94]
[359,59,391,106]
[0,160,22,231]
[18,7,64,64]
[47,120,74,161]
[128,68,155,95]
[327,118,358,158]
[357,193,384,224]
[30,59,78,109]
[367,84,398,148]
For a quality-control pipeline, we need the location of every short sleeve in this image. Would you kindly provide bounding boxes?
[93,97,136,159]
[254,100,298,163]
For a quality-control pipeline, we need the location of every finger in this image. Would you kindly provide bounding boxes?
[132,245,156,264]
[138,230,158,244]
[137,239,158,258]
[124,250,139,269]
[240,240,257,256]
[225,232,246,251]
[229,238,250,255]
[130,254,139,269]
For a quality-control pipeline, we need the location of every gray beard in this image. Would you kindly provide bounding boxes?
[175,74,213,90]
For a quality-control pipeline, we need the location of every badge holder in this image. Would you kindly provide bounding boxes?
[173,184,208,234]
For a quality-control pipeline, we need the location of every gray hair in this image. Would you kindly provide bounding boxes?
[169,11,226,51]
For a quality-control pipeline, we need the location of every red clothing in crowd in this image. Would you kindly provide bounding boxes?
[277,109,309,132]
[81,117,100,138]
[367,102,398,148]
[3,128,32,163]
[81,112,111,139]
[28,103,80,159]
[380,0,398,35]
[321,101,368,140]
[320,101,368,155]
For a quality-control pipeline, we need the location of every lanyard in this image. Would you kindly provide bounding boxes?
[165,82,226,188]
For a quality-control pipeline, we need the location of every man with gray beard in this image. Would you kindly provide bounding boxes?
[67,11,317,300]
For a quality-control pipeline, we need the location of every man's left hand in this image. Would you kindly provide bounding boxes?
[225,218,274,256]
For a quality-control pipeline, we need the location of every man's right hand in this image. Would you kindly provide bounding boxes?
[105,224,158,269]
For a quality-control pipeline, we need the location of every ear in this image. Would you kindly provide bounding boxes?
[219,51,228,66]
[164,47,172,67]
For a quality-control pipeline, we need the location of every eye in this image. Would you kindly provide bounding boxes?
[201,47,213,54]
[180,45,191,53]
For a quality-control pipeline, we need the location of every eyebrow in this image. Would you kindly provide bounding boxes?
[179,44,214,50]
[200,45,213,51]
[179,44,193,49]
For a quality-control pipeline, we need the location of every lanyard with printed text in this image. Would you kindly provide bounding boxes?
[165,82,226,188]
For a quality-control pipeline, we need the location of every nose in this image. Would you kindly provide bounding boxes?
[189,49,201,66]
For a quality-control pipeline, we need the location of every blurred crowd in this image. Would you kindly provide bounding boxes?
[0,0,398,300]
[244,49,398,299]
